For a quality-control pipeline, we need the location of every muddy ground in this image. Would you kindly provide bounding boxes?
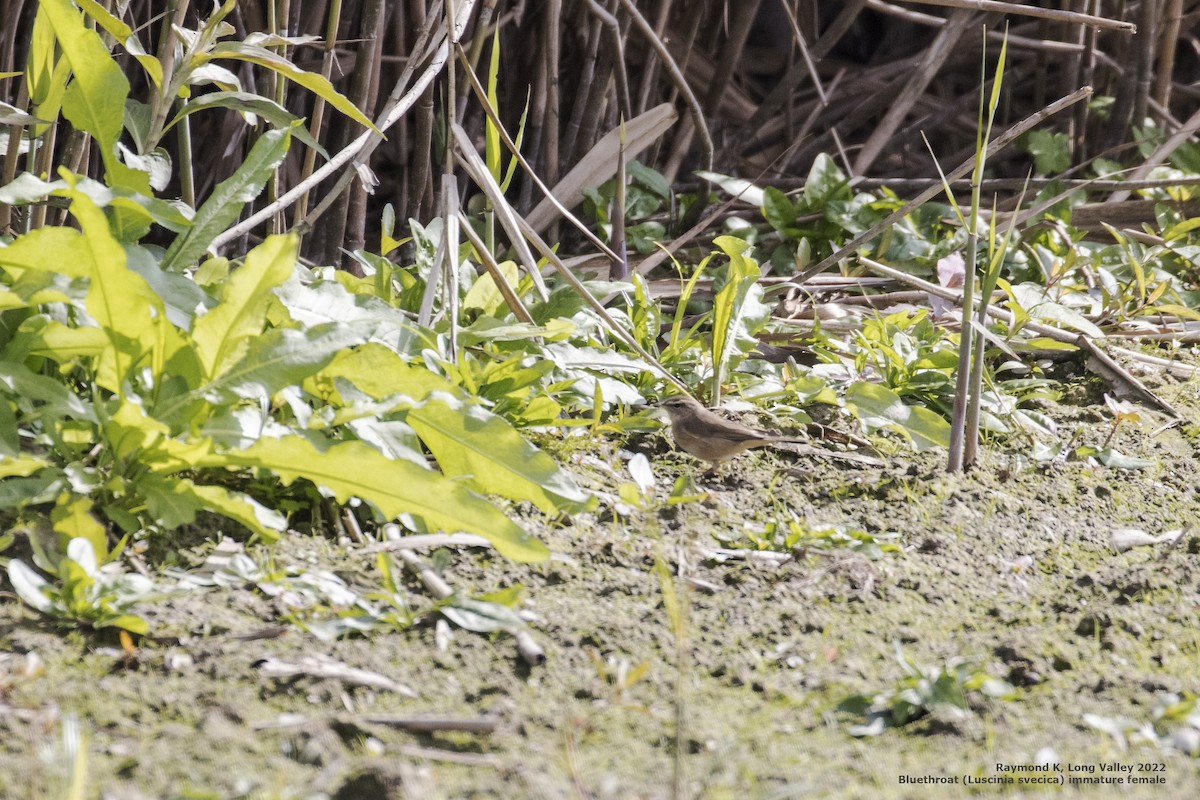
[2,353,1200,799]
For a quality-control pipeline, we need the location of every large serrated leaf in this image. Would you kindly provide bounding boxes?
[206,436,548,562]
[408,398,594,515]
[140,473,285,539]
[192,234,298,377]
[67,189,167,392]
[198,323,368,405]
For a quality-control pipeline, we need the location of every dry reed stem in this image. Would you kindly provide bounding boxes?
[900,0,1135,31]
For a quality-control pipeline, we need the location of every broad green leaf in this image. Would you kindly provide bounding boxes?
[1028,301,1103,338]
[126,245,212,330]
[162,127,293,271]
[311,343,458,404]
[0,455,50,478]
[209,43,380,135]
[803,153,851,206]
[197,323,368,404]
[140,473,285,539]
[67,189,166,393]
[0,227,90,279]
[207,436,548,562]
[408,398,594,514]
[104,400,213,471]
[0,471,63,510]
[463,260,520,316]
[50,495,107,561]
[274,278,422,354]
[40,0,129,175]
[164,91,327,156]
[347,418,428,467]
[846,382,950,451]
[762,186,797,232]
[9,317,110,362]
[191,234,298,377]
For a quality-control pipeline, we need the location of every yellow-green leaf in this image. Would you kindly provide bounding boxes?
[191,233,298,378]
[51,495,107,561]
[207,436,548,562]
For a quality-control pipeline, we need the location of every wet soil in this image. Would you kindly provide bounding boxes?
[2,359,1200,798]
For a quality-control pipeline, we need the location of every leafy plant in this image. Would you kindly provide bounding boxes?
[0,164,610,628]
[583,160,671,254]
[6,537,153,634]
[840,643,1015,737]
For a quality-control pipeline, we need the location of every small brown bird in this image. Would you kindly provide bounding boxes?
[658,395,806,471]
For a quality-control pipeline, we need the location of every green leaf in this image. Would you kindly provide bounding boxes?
[103,614,149,635]
[191,234,298,377]
[312,343,458,404]
[8,317,109,362]
[0,227,90,279]
[25,7,59,107]
[67,188,167,393]
[803,153,851,206]
[40,0,129,176]
[463,261,520,316]
[165,91,327,156]
[846,382,950,451]
[710,236,771,399]
[207,436,548,562]
[104,400,213,471]
[407,398,594,515]
[50,495,107,561]
[0,455,51,478]
[485,26,502,184]
[274,278,421,354]
[1022,129,1070,176]
[0,361,97,422]
[140,474,285,539]
[441,597,523,633]
[0,471,63,510]
[1094,448,1155,470]
[162,127,293,270]
[762,187,797,232]
[209,42,380,135]
[197,323,367,405]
